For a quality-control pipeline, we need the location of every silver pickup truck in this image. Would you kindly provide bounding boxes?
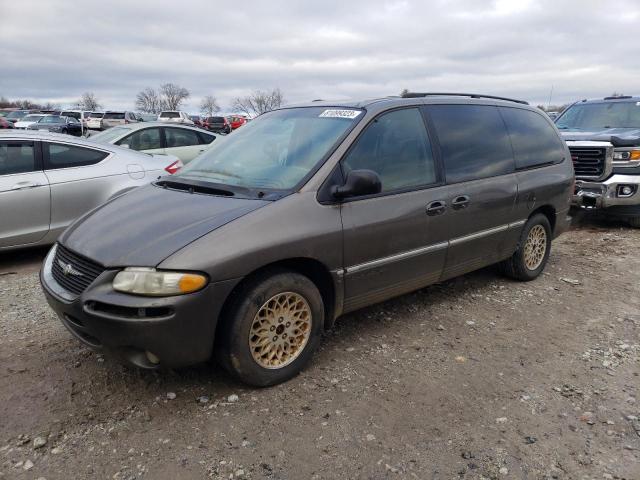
[556,95,640,227]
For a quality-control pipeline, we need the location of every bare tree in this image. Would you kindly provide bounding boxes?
[135,87,163,114]
[232,88,284,117]
[400,88,410,97]
[200,95,221,117]
[160,83,190,110]
[74,92,101,111]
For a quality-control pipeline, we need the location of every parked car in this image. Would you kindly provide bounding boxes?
[89,122,219,163]
[87,112,105,130]
[0,130,181,250]
[5,110,36,124]
[189,115,204,128]
[102,111,139,129]
[138,113,158,122]
[14,114,45,129]
[158,111,194,125]
[0,117,14,129]
[61,110,92,129]
[40,93,572,386]
[0,109,18,118]
[29,115,83,136]
[546,111,560,120]
[556,95,640,227]
[228,115,247,130]
[204,116,231,134]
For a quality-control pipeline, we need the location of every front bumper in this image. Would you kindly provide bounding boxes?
[572,174,640,210]
[40,246,239,369]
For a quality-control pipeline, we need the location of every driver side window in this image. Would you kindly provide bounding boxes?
[342,108,437,193]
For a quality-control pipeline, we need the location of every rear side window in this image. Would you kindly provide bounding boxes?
[500,107,565,169]
[428,105,514,183]
[197,132,216,144]
[104,112,125,119]
[0,142,36,175]
[342,108,437,193]
[61,111,80,120]
[118,128,162,150]
[161,111,180,118]
[45,143,109,169]
[165,127,200,148]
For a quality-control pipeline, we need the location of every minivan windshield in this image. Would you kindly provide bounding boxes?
[176,107,363,191]
[557,101,640,130]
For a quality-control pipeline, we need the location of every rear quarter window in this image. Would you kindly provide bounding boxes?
[45,143,109,169]
[427,104,514,184]
[500,107,565,169]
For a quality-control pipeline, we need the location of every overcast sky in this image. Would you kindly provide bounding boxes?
[1,0,639,113]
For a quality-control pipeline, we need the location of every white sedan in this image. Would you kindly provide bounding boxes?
[0,130,181,250]
[89,122,220,163]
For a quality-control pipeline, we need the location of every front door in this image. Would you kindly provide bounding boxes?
[0,140,50,247]
[339,107,450,313]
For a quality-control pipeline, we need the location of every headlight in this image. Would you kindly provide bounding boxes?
[113,267,207,296]
[613,148,640,161]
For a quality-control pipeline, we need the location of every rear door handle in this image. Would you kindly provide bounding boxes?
[451,195,470,210]
[11,182,41,190]
[426,200,446,216]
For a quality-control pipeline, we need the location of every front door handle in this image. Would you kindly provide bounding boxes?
[11,182,41,190]
[451,195,470,210]
[426,200,446,216]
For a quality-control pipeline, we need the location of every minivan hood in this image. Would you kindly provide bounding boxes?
[560,127,640,146]
[60,184,269,267]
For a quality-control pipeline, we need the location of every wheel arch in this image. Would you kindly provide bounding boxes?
[529,204,556,233]
[216,257,338,336]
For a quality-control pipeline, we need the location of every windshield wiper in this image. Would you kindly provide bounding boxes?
[156,179,235,197]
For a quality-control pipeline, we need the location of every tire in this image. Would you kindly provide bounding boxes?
[628,217,640,228]
[61,129,67,135]
[215,269,324,387]
[499,213,552,281]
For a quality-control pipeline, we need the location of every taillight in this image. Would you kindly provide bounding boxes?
[165,160,183,175]
[125,119,130,124]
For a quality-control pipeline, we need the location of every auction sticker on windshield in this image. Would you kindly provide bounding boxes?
[319,109,362,119]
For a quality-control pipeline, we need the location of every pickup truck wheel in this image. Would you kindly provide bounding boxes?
[628,217,640,228]
[215,270,324,387]
[499,214,552,281]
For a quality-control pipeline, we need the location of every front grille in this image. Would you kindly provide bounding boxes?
[51,244,104,296]
[569,146,606,178]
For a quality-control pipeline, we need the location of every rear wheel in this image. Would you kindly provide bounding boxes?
[215,270,324,387]
[499,213,552,281]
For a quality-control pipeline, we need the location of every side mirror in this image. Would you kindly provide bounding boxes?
[332,169,382,199]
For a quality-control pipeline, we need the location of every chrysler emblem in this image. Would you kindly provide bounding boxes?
[58,259,83,277]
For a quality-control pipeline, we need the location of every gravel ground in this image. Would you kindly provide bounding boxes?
[1,218,639,479]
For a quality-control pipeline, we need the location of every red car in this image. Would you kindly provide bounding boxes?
[228,115,248,130]
[0,117,14,129]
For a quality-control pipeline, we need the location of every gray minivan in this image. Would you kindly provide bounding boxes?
[41,93,573,386]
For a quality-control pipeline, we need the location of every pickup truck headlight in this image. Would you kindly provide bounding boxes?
[113,267,207,296]
[613,148,640,161]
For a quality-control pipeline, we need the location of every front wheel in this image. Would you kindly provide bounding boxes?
[499,213,552,281]
[215,270,324,387]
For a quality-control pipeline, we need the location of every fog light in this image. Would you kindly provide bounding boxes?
[145,351,160,365]
[621,186,633,196]
[618,185,635,197]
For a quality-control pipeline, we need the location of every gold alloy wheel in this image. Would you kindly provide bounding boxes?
[249,292,312,369]
[523,224,547,270]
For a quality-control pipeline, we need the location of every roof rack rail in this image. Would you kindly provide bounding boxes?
[401,92,529,105]
[603,95,632,100]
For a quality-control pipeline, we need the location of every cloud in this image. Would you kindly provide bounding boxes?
[1,0,639,111]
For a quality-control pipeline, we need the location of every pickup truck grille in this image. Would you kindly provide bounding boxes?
[568,146,606,178]
[51,244,104,296]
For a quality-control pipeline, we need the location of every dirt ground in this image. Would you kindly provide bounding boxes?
[1,217,639,480]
